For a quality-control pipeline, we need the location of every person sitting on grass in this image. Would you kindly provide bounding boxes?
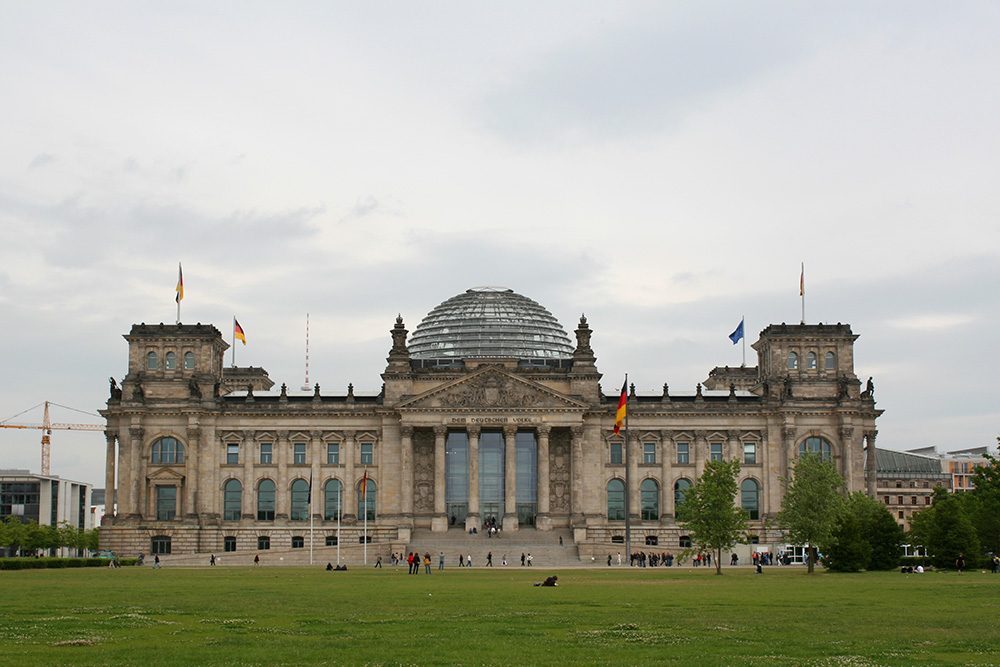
[534,575,558,587]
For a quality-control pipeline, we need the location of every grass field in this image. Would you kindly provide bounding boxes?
[1,565,998,666]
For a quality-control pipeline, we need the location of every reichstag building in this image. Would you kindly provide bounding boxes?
[99,287,882,560]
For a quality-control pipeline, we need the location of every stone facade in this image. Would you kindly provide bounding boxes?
[99,308,882,560]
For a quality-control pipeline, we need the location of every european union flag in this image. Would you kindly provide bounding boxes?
[729,318,744,345]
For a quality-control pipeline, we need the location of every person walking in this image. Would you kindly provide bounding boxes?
[487,552,493,566]
[956,553,966,574]
[374,555,382,568]
[466,554,472,567]
[154,555,161,569]
[210,554,216,566]
[459,553,464,567]
[521,552,526,566]
[502,555,507,566]
[253,553,260,567]
[439,552,445,570]
[527,553,533,567]
[424,553,432,574]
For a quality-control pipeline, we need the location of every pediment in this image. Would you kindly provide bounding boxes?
[147,466,186,481]
[397,367,587,411]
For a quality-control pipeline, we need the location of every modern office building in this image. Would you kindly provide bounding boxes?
[0,469,93,556]
[99,287,882,560]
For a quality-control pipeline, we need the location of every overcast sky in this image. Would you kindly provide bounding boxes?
[1,2,998,487]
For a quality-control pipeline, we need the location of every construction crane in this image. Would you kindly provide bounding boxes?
[0,401,104,475]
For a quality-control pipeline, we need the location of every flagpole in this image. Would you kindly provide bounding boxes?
[800,262,805,325]
[175,262,183,325]
[309,472,314,566]
[363,467,369,565]
[742,315,746,367]
[232,318,237,367]
[337,484,342,565]
[624,373,631,565]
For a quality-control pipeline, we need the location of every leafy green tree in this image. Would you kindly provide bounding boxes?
[2,516,28,555]
[825,492,902,572]
[676,458,748,575]
[909,490,980,569]
[82,528,100,554]
[968,437,1000,556]
[776,452,845,573]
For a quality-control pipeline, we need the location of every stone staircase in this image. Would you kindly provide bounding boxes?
[405,527,582,568]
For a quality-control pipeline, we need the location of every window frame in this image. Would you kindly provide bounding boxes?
[607,478,625,521]
[676,442,690,465]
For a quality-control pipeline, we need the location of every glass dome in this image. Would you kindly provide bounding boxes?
[408,287,574,359]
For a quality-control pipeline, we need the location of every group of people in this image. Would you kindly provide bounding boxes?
[405,552,433,574]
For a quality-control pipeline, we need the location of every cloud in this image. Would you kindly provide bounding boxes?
[28,153,56,169]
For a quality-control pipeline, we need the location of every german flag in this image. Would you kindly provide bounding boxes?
[613,379,627,435]
[360,470,368,500]
[234,319,246,345]
[175,263,184,303]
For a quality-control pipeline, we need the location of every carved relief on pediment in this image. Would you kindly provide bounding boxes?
[437,371,543,408]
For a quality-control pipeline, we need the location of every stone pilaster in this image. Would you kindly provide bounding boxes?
[693,430,707,481]
[660,431,673,519]
[627,432,640,521]
[570,426,584,523]
[276,430,289,520]
[342,430,356,522]
[782,424,797,493]
[185,425,200,520]
[400,425,414,519]
[865,430,878,498]
[310,430,323,519]
[535,425,551,530]
[127,425,143,519]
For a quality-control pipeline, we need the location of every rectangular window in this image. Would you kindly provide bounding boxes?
[327,442,340,464]
[151,536,171,555]
[260,443,272,465]
[294,443,306,464]
[743,443,757,465]
[227,444,239,465]
[643,443,656,464]
[911,497,917,505]
[258,536,270,550]
[610,442,623,465]
[677,442,689,464]
[360,443,373,465]
[291,536,304,549]
[897,496,903,505]
[710,443,724,462]
[224,536,236,552]
[156,486,176,521]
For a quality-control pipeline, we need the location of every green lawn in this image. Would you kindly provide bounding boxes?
[1,565,998,666]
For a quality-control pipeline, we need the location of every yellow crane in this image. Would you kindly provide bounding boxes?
[0,401,104,475]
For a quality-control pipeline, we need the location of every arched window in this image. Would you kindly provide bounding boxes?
[741,479,760,520]
[257,479,275,521]
[151,437,184,464]
[358,478,376,521]
[151,535,171,554]
[825,352,835,370]
[290,479,310,521]
[184,351,195,369]
[324,479,342,520]
[223,479,242,521]
[787,351,798,370]
[806,352,817,370]
[146,351,158,370]
[674,479,692,509]
[640,478,659,521]
[607,479,625,520]
[165,351,176,369]
[800,436,832,461]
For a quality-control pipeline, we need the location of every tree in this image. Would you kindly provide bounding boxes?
[776,452,845,573]
[968,437,1000,556]
[676,458,748,575]
[1,516,28,556]
[825,492,902,572]
[908,490,980,569]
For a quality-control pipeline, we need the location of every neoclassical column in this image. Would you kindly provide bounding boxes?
[503,426,518,530]
[627,431,640,521]
[104,430,117,522]
[433,426,447,520]
[466,426,480,527]
[342,430,357,521]
[660,431,673,519]
[570,426,584,521]
[864,430,878,498]
[128,425,143,518]
[840,425,856,492]
[536,425,551,523]
[310,430,323,519]
[400,426,414,518]
[276,430,289,520]
[185,425,200,520]
[782,425,797,493]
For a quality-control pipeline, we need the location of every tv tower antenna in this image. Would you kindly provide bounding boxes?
[301,313,311,391]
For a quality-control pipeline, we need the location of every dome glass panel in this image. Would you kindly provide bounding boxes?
[408,287,574,359]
